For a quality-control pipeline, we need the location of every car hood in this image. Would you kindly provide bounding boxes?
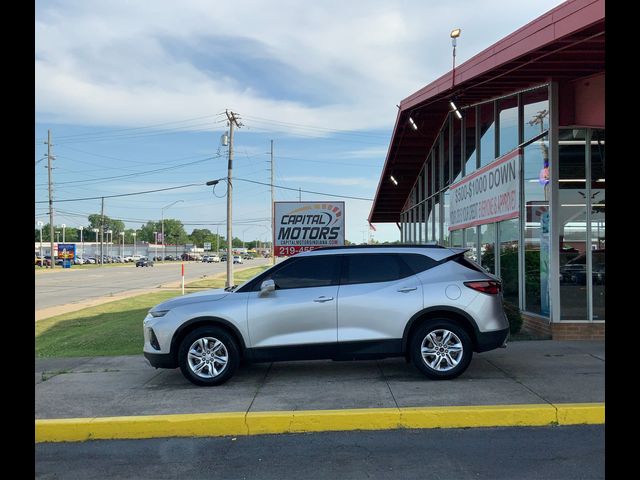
[150,288,230,312]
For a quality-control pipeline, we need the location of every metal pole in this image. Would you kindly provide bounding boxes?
[100,197,104,265]
[133,232,137,257]
[38,223,43,265]
[62,224,66,243]
[270,139,275,264]
[47,130,55,268]
[154,232,158,261]
[161,209,165,263]
[216,225,219,256]
[80,226,83,261]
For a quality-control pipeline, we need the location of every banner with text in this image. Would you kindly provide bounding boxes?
[449,149,520,231]
[274,201,345,256]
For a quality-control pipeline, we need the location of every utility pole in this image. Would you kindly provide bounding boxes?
[270,139,275,265]
[100,197,105,265]
[298,187,301,202]
[47,130,55,268]
[225,110,242,288]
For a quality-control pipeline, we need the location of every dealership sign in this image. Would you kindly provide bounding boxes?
[449,149,520,231]
[274,201,345,256]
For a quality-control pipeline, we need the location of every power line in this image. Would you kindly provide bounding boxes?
[234,177,373,201]
[35,183,202,204]
[35,154,222,187]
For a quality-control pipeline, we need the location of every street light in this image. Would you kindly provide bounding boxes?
[120,231,125,259]
[92,228,99,260]
[161,200,184,263]
[61,224,66,243]
[107,230,113,259]
[79,226,84,262]
[132,231,137,257]
[153,231,158,261]
[37,221,44,265]
[56,231,61,243]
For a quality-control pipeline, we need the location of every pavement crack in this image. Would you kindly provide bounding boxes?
[376,360,400,411]
[244,363,273,434]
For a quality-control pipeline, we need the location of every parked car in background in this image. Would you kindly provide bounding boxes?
[210,255,220,263]
[560,249,605,285]
[233,255,243,264]
[136,257,154,267]
[35,255,52,267]
[86,257,96,264]
[220,255,228,262]
[74,257,86,265]
[143,245,509,386]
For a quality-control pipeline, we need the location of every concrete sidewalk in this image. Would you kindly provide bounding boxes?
[36,340,604,420]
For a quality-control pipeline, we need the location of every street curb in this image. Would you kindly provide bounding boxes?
[35,402,604,443]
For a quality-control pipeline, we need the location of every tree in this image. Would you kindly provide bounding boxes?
[137,219,187,244]
[87,214,125,235]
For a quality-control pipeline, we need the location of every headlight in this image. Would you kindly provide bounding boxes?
[149,310,169,318]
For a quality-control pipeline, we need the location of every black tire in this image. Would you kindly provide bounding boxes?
[410,319,472,380]
[178,326,239,386]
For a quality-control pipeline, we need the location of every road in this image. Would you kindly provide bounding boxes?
[35,425,604,479]
[35,258,272,311]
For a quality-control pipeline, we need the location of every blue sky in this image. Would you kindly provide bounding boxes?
[35,0,564,244]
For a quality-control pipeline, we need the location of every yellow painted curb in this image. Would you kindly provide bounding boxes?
[556,403,605,425]
[400,404,558,429]
[35,403,605,443]
[36,412,247,443]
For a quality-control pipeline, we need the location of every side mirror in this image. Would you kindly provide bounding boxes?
[259,279,275,296]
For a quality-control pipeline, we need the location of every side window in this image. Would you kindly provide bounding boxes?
[342,254,413,285]
[268,255,341,290]
[399,253,438,274]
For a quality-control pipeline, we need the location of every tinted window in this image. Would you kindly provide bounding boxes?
[269,256,340,290]
[400,254,437,274]
[342,254,413,285]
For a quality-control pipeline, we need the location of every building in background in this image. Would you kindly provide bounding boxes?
[369,0,604,340]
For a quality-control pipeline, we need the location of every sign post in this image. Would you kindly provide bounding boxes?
[274,201,345,256]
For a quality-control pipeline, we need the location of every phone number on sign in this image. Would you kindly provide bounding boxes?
[275,246,320,256]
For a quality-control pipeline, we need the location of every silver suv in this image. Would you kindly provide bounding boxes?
[143,246,509,386]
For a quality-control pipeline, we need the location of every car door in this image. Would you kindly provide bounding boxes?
[337,253,423,346]
[246,255,341,358]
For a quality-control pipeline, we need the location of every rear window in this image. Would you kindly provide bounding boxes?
[341,254,413,285]
[399,253,438,274]
[453,255,486,273]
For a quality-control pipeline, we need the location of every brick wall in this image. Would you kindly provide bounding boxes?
[522,313,552,339]
[521,312,605,340]
[551,322,605,340]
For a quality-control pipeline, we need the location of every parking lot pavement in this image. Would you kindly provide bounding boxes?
[35,340,604,419]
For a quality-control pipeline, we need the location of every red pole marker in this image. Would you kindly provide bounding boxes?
[181,263,185,295]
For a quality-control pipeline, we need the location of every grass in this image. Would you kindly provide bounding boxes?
[186,265,269,289]
[36,291,181,358]
[35,265,270,358]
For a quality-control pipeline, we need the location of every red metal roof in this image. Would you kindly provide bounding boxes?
[369,0,604,223]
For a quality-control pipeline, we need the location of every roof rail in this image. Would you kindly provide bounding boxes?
[313,244,445,251]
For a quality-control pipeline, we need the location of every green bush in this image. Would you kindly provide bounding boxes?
[503,300,523,335]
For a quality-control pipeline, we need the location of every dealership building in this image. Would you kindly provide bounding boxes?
[369,0,604,339]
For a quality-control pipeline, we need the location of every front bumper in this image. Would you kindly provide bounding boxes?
[475,327,509,353]
[144,351,177,369]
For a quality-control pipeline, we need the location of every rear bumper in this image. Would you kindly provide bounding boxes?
[144,352,177,369]
[475,327,509,353]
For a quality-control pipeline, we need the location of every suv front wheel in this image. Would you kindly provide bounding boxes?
[178,326,239,386]
[410,320,472,380]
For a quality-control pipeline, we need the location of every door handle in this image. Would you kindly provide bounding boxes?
[397,287,417,293]
[313,296,334,303]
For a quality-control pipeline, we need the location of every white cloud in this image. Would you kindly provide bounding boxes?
[35,0,565,132]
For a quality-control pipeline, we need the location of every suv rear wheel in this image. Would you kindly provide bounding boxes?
[178,326,239,386]
[410,320,472,380]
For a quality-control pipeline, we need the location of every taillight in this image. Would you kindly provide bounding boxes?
[464,280,502,295]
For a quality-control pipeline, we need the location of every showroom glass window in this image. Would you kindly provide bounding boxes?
[558,129,588,320]
[479,102,496,168]
[523,135,550,316]
[464,107,477,176]
[591,129,605,321]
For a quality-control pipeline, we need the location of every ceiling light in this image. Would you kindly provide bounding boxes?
[390,175,398,186]
[449,100,462,120]
[408,117,418,130]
